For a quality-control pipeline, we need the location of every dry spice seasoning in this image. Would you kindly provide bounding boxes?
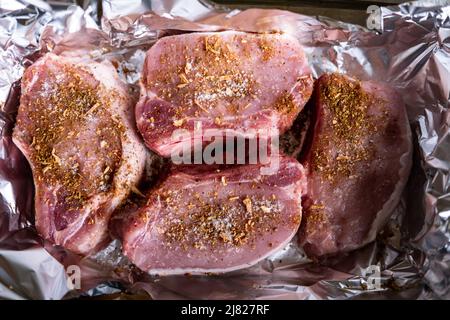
[146,33,298,127]
[311,74,386,182]
[258,37,275,61]
[274,91,297,114]
[20,63,122,208]
[160,187,283,250]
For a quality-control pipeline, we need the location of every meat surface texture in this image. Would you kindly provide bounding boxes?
[120,156,307,275]
[136,31,313,158]
[298,73,412,257]
[13,53,146,255]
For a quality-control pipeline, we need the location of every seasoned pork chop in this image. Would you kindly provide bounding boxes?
[298,73,412,256]
[136,31,313,157]
[12,53,146,255]
[120,156,307,275]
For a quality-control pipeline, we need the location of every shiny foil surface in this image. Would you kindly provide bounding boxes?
[0,0,449,300]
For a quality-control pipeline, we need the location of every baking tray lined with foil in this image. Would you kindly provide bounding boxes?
[0,0,448,300]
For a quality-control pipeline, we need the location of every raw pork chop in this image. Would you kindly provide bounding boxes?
[120,156,307,275]
[298,73,412,257]
[136,31,313,157]
[13,53,146,255]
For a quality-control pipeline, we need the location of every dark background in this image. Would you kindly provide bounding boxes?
[211,0,405,25]
[74,0,407,26]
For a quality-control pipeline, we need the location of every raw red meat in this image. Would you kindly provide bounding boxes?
[136,31,313,158]
[298,73,412,257]
[12,53,146,255]
[120,156,307,275]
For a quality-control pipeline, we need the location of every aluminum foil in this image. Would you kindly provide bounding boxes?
[0,0,449,300]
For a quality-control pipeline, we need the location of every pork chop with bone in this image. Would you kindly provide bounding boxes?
[13,53,147,255]
[298,73,412,257]
[136,31,313,158]
[119,156,307,275]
